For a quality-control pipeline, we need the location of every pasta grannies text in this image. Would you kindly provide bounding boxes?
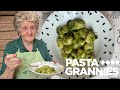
[65,59,119,76]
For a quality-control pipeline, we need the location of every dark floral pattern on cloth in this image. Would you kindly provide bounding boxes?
[117,29,120,44]
[108,71,120,79]
[110,11,120,19]
[42,11,53,20]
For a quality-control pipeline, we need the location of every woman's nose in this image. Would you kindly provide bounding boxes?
[27,29,32,35]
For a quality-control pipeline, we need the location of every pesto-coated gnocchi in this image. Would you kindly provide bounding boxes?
[35,65,57,74]
[56,18,97,60]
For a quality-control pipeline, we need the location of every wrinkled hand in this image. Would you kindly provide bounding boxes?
[4,53,22,70]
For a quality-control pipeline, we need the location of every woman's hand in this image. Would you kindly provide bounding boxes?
[4,53,22,70]
[0,53,22,79]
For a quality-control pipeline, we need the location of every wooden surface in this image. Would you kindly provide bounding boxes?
[0,57,3,68]
[0,31,19,40]
[0,24,14,31]
[0,11,18,15]
[0,40,14,50]
[0,16,15,23]
[0,51,4,57]
[0,63,2,69]
[0,11,18,68]
[0,57,2,63]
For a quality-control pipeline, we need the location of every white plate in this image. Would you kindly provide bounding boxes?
[37,11,115,79]
[28,61,64,77]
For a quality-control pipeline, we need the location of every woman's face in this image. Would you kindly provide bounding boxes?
[19,20,37,43]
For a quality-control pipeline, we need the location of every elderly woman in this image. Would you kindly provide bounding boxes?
[0,11,53,79]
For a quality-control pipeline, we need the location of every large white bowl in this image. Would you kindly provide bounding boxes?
[37,11,115,79]
[28,61,64,78]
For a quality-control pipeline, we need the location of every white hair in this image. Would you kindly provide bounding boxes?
[14,11,42,32]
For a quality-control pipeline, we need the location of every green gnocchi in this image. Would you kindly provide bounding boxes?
[56,18,97,60]
[35,65,57,74]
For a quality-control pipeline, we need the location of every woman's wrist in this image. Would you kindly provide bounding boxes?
[6,66,15,73]
[0,67,15,79]
[3,67,16,79]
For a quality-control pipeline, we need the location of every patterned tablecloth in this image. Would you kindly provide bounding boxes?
[40,11,120,79]
[93,11,120,79]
